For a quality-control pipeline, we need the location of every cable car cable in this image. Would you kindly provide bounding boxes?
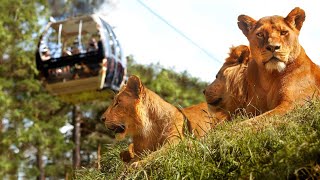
[136,0,222,63]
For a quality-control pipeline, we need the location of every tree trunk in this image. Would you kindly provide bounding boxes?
[72,105,81,169]
[36,147,45,180]
[97,143,101,170]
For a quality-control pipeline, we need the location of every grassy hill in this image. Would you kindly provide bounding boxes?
[75,100,320,179]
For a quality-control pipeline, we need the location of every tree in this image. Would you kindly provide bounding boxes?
[0,1,73,179]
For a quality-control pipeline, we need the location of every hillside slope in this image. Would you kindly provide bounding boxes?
[76,100,320,179]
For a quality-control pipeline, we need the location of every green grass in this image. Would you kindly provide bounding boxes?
[76,100,320,179]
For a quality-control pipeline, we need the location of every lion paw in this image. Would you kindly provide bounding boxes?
[120,143,136,163]
[120,150,135,163]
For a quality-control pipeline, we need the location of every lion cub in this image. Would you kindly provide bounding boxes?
[101,75,222,163]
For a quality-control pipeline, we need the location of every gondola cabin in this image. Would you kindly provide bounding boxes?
[36,14,126,102]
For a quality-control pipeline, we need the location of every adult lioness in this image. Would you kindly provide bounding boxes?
[204,45,252,119]
[236,7,320,120]
[206,8,320,122]
[101,75,221,163]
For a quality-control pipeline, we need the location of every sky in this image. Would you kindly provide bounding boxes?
[99,0,320,82]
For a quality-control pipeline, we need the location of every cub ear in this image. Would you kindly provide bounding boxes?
[285,7,305,31]
[126,75,144,98]
[237,15,256,37]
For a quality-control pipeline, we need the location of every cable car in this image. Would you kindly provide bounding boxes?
[36,14,126,102]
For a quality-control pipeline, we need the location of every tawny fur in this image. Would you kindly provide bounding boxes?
[205,7,320,124]
[102,75,218,164]
[204,45,251,120]
[183,102,226,137]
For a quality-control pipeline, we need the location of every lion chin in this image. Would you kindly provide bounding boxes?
[264,59,286,72]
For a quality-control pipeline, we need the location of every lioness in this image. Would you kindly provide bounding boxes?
[237,7,320,120]
[206,7,320,122]
[101,75,221,163]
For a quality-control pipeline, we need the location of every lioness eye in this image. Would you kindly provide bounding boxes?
[280,31,288,36]
[256,32,264,38]
[114,100,119,106]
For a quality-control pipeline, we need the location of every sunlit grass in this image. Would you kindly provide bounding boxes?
[76,100,320,179]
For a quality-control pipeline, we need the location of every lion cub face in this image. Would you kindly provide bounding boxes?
[101,76,144,141]
[204,45,250,116]
[237,7,305,72]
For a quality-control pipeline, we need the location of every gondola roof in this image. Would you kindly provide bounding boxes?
[50,15,98,36]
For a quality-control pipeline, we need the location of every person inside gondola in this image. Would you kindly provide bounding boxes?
[87,37,98,52]
[41,47,51,61]
[62,47,72,56]
[104,57,115,87]
[71,38,80,54]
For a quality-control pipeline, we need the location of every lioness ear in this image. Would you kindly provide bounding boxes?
[126,75,144,98]
[238,15,256,37]
[285,7,305,31]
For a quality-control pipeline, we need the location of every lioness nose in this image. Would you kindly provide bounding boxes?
[266,45,280,52]
[100,116,106,122]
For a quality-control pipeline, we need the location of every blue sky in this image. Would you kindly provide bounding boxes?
[98,0,320,82]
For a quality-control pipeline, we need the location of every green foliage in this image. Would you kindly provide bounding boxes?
[0,0,74,179]
[77,100,320,179]
[75,168,107,180]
